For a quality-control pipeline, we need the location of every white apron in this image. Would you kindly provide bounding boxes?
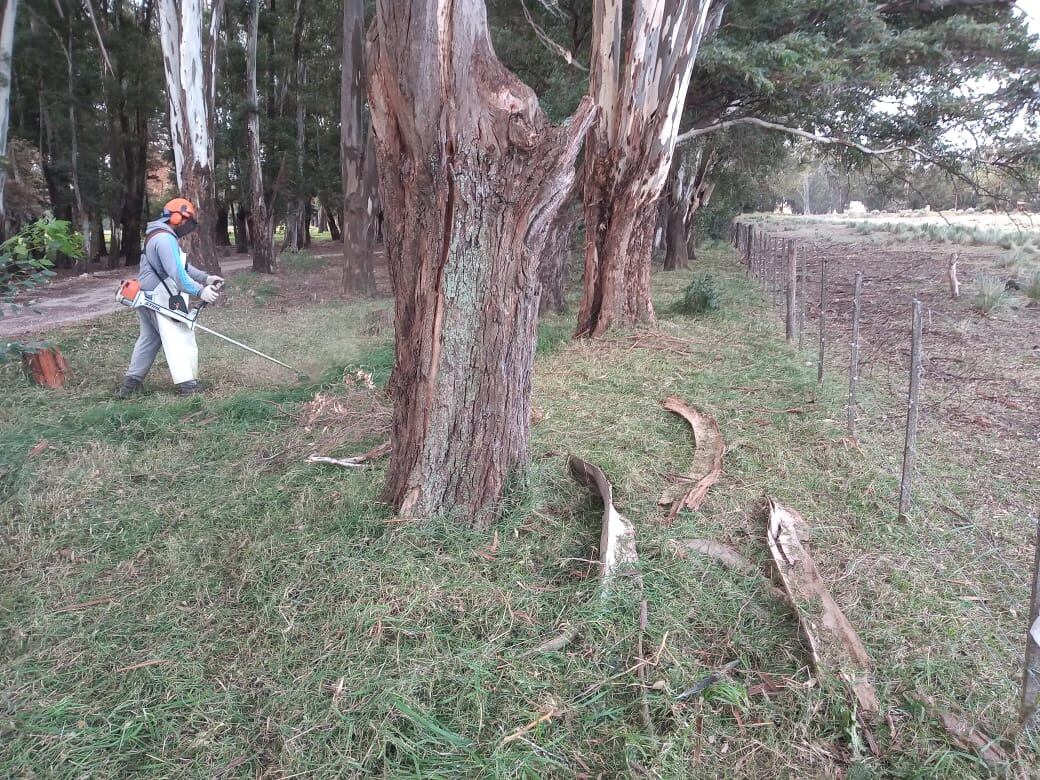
[151,284,199,384]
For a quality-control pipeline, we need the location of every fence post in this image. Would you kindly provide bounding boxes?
[898,299,923,518]
[785,242,797,343]
[817,259,827,384]
[772,237,781,307]
[1021,518,1040,731]
[798,245,807,349]
[847,271,863,438]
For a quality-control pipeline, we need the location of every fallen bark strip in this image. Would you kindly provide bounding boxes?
[659,397,724,521]
[765,499,879,717]
[910,693,1009,768]
[522,624,581,657]
[569,457,638,592]
[307,440,391,469]
[568,456,652,734]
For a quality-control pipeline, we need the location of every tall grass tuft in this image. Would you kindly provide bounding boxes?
[1025,271,1040,305]
[971,273,1007,315]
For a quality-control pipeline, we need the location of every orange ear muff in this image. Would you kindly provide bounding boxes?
[163,198,196,227]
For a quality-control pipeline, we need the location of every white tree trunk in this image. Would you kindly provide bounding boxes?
[577,0,728,336]
[158,0,220,271]
[0,0,18,234]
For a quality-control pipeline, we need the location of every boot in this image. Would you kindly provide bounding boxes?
[175,380,202,395]
[117,377,142,398]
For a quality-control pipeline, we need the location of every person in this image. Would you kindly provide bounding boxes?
[117,198,223,397]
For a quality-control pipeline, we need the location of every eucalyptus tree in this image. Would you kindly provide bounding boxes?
[368,0,594,523]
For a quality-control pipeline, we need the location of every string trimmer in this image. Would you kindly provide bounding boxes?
[115,279,302,374]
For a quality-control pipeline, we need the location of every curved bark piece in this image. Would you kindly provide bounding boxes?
[522,624,581,657]
[765,499,879,717]
[569,456,638,592]
[660,396,724,521]
[568,455,653,734]
[670,538,790,605]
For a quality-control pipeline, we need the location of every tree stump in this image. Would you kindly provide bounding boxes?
[21,344,69,388]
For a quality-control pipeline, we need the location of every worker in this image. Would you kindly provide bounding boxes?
[117,198,223,397]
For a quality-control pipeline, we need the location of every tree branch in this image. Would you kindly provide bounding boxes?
[676,116,947,164]
[879,0,1013,13]
[521,0,588,72]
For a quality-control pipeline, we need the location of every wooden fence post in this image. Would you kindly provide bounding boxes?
[1021,518,1040,731]
[898,299,923,518]
[772,237,781,307]
[798,245,807,349]
[785,242,797,343]
[817,259,827,384]
[847,271,863,438]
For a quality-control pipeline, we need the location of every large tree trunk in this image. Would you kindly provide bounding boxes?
[0,0,18,239]
[663,152,690,271]
[362,124,381,245]
[246,0,275,274]
[575,0,726,337]
[369,0,594,525]
[215,205,230,246]
[234,204,250,253]
[119,110,149,267]
[341,0,376,295]
[158,0,222,274]
[539,182,580,315]
[322,200,342,241]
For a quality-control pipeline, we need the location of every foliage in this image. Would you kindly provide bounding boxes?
[1025,271,1040,305]
[970,273,1007,315]
[675,273,720,316]
[0,218,82,316]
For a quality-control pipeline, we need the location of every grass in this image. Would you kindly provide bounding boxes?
[970,273,1008,315]
[2,247,1038,777]
[1026,271,1040,304]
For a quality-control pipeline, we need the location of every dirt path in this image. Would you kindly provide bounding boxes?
[0,255,256,339]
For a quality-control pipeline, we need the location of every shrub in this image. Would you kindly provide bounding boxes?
[971,273,1007,315]
[675,274,720,315]
[0,218,83,316]
[1025,272,1040,305]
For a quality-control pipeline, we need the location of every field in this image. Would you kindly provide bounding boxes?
[2,225,1039,777]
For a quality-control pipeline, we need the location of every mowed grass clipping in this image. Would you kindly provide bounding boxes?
[2,248,1037,778]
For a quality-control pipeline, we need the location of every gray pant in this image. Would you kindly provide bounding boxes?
[125,308,163,381]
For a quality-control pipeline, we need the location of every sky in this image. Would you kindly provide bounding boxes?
[1018,0,1040,35]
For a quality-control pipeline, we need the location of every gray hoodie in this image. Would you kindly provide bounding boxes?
[137,219,209,296]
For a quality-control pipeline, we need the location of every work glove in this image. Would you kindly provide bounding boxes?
[205,274,225,287]
[199,285,220,304]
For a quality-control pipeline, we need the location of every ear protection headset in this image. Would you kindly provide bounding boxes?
[163,197,197,227]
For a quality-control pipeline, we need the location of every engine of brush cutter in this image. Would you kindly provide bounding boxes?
[116,279,201,329]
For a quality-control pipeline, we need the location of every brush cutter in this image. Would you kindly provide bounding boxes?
[116,279,301,374]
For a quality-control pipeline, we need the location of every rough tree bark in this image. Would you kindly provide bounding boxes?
[0,0,18,238]
[369,0,595,524]
[539,181,580,315]
[215,205,230,246]
[158,0,222,274]
[663,153,690,271]
[576,0,727,336]
[341,0,376,295]
[663,145,716,270]
[246,0,275,274]
[282,0,309,252]
[234,204,250,253]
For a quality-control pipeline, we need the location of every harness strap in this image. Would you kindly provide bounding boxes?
[143,228,180,298]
